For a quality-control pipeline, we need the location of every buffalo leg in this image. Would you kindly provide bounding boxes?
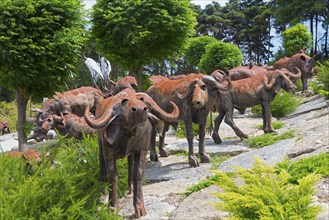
[301,77,309,94]
[149,127,158,161]
[212,110,225,144]
[158,123,170,157]
[103,148,119,208]
[99,140,107,182]
[224,109,248,139]
[127,155,133,194]
[185,119,199,167]
[261,102,274,133]
[133,150,147,218]
[198,122,210,163]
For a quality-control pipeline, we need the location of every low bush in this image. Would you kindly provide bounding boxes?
[310,61,329,99]
[246,130,296,148]
[251,90,301,118]
[276,153,329,184]
[255,121,285,130]
[212,159,321,219]
[0,135,127,219]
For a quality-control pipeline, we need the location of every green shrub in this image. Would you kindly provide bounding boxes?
[212,159,321,219]
[255,121,285,130]
[199,41,243,74]
[251,90,301,118]
[175,114,213,138]
[0,135,126,219]
[246,130,296,148]
[310,61,329,99]
[0,101,43,133]
[276,153,329,184]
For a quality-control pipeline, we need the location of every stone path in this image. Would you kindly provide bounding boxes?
[118,95,328,219]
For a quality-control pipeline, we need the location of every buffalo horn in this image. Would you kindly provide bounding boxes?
[136,92,179,122]
[283,67,302,79]
[84,105,117,129]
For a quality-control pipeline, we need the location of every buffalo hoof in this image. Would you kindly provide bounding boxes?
[159,148,170,157]
[212,132,222,144]
[200,153,211,163]
[189,155,200,167]
[134,204,147,218]
[264,129,276,134]
[150,151,159,162]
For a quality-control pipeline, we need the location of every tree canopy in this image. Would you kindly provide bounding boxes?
[0,0,86,100]
[0,0,86,151]
[91,0,196,75]
[282,24,313,57]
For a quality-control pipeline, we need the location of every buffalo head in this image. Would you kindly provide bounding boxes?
[84,88,179,144]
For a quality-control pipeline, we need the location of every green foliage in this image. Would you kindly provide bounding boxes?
[92,0,196,71]
[0,135,127,219]
[175,114,213,138]
[0,0,86,100]
[212,159,321,219]
[0,101,42,132]
[246,130,296,148]
[176,122,199,138]
[276,153,329,184]
[310,61,329,99]
[255,121,285,130]
[251,90,301,118]
[282,23,313,57]
[184,36,218,69]
[199,41,243,74]
[141,73,152,92]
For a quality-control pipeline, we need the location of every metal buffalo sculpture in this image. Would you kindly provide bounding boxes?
[212,65,268,81]
[273,50,316,93]
[84,88,179,218]
[39,86,104,117]
[30,112,96,141]
[146,73,231,167]
[211,68,301,144]
[0,120,11,135]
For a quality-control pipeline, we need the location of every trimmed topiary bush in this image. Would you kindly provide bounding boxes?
[212,159,321,219]
[184,36,218,70]
[198,41,242,74]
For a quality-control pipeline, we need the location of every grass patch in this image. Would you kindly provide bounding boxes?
[183,155,231,197]
[254,121,285,130]
[251,90,301,118]
[246,130,296,148]
[310,61,329,99]
[0,135,127,219]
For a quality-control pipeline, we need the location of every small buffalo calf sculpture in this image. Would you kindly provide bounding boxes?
[0,120,11,135]
[84,87,179,218]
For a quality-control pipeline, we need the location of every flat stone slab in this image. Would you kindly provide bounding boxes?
[171,185,228,220]
[218,139,296,172]
[164,138,250,157]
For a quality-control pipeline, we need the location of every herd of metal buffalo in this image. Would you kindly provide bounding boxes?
[2,50,317,218]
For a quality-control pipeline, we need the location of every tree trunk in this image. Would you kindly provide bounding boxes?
[132,66,143,92]
[16,89,28,152]
[310,16,314,56]
[325,25,328,58]
[314,15,318,55]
